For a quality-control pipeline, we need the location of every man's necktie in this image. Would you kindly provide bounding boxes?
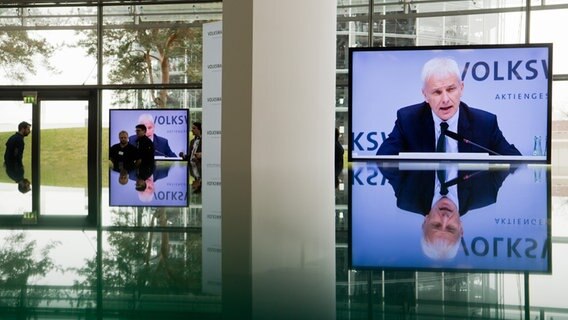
[436,122,449,152]
[437,170,448,195]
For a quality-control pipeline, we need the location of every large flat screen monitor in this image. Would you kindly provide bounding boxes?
[349,44,552,163]
[109,109,189,160]
[349,162,551,273]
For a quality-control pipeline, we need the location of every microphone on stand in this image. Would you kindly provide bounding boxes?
[443,129,501,156]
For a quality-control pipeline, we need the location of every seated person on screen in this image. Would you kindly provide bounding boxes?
[109,130,138,171]
[129,113,176,157]
[377,57,521,156]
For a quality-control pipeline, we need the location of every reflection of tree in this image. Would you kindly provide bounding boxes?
[0,232,61,313]
[73,208,202,308]
[144,208,201,291]
[77,20,202,108]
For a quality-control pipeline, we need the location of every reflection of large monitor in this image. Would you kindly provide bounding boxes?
[109,109,189,160]
[349,44,552,163]
[109,161,189,207]
[349,162,551,273]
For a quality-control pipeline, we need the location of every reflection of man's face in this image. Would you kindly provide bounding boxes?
[137,178,155,202]
[119,170,129,185]
[19,178,31,193]
[422,73,464,121]
[141,120,155,138]
[423,197,463,244]
[119,132,129,146]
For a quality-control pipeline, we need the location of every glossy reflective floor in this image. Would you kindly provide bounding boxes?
[1,158,567,319]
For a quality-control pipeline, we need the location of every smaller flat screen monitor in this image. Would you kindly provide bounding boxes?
[109,161,189,207]
[349,162,551,273]
[109,109,189,160]
[349,44,552,163]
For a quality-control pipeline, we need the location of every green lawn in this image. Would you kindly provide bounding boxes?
[0,128,109,187]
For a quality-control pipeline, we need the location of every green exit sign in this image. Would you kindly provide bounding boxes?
[22,91,37,104]
[23,96,36,104]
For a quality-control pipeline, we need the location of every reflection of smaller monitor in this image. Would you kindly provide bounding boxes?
[109,161,189,207]
[109,109,189,160]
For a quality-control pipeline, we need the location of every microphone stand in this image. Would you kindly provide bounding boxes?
[462,138,501,156]
[444,130,501,156]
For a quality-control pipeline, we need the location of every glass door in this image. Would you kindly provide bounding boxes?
[33,90,98,225]
[0,100,33,215]
[0,89,99,227]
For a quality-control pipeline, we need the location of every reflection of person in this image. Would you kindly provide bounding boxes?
[109,130,138,171]
[126,162,170,203]
[422,197,462,260]
[180,122,202,193]
[135,164,156,203]
[377,57,521,156]
[136,176,155,202]
[180,122,202,163]
[134,124,155,168]
[4,163,31,194]
[118,169,129,185]
[3,121,32,194]
[335,128,344,188]
[128,113,176,157]
[380,165,512,260]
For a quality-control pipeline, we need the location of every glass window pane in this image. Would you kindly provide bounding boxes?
[530,243,568,309]
[0,6,97,85]
[531,9,568,74]
[40,100,88,216]
[533,0,568,5]
[101,4,221,85]
[377,0,525,14]
[416,12,524,46]
[552,81,568,121]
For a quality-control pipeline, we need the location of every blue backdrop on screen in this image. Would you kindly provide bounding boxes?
[109,161,189,207]
[109,109,189,159]
[349,44,552,162]
[349,162,551,273]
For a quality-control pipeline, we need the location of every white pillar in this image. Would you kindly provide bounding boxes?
[222,1,337,319]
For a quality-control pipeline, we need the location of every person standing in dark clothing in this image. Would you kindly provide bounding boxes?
[4,121,31,167]
[134,124,155,168]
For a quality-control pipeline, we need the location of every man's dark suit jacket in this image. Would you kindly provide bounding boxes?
[129,134,176,157]
[379,167,511,216]
[377,102,521,156]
